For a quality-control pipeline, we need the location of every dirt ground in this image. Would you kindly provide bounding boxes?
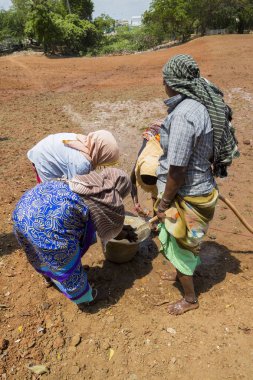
[0,35,253,380]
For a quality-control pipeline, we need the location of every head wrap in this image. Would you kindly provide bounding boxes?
[68,168,131,244]
[135,137,163,197]
[63,130,119,168]
[163,54,239,177]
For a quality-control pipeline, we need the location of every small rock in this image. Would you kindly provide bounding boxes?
[27,365,49,375]
[219,215,227,220]
[4,291,10,297]
[68,346,76,353]
[208,234,216,240]
[10,366,17,375]
[53,336,65,349]
[0,338,9,351]
[243,139,251,145]
[228,192,234,197]
[45,319,54,329]
[106,316,115,324]
[170,357,177,364]
[166,327,176,335]
[69,366,80,375]
[37,326,46,334]
[41,302,51,310]
[71,334,81,347]
[27,341,36,349]
[128,375,138,380]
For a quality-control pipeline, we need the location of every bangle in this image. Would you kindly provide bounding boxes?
[161,198,172,207]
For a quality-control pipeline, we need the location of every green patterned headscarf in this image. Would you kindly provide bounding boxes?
[163,54,239,177]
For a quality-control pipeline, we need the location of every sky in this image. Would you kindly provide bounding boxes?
[0,0,152,21]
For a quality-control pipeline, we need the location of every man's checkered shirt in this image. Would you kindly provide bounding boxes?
[157,96,216,196]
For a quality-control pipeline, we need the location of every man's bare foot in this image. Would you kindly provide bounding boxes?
[159,271,178,281]
[168,298,199,315]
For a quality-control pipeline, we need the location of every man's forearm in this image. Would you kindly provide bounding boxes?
[158,165,187,212]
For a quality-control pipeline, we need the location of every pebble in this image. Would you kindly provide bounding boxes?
[68,346,77,353]
[71,334,81,347]
[128,375,138,380]
[166,327,176,335]
[208,234,216,240]
[37,326,46,334]
[170,357,177,364]
[27,341,36,349]
[243,139,251,145]
[106,316,115,324]
[53,336,65,349]
[45,319,54,329]
[41,302,51,310]
[0,338,9,351]
[69,366,80,375]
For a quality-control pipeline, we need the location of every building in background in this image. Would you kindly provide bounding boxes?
[131,16,142,27]
[115,19,129,27]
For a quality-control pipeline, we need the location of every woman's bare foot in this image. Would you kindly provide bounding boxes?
[168,298,199,315]
[159,271,178,281]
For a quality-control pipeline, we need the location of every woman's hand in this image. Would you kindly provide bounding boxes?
[134,202,149,217]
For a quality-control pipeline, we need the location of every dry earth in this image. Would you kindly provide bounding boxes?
[0,35,253,380]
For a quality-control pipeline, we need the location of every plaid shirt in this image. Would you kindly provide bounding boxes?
[157,96,216,196]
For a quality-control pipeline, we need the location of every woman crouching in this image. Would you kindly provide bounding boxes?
[12,168,133,307]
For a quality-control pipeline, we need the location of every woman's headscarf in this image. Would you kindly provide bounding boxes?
[63,130,119,168]
[163,54,239,177]
[68,168,131,244]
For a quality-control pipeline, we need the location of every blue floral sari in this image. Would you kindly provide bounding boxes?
[12,181,96,304]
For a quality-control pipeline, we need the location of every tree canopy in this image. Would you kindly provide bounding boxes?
[143,0,253,42]
[0,0,252,55]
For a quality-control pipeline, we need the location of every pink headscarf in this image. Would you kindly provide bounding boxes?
[63,130,119,168]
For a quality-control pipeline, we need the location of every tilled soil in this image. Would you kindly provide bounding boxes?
[0,35,253,380]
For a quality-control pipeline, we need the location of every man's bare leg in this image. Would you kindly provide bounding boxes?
[168,270,199,315]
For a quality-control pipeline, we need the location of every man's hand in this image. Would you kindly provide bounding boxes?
[156,197,172,222]
[156,209,166,223]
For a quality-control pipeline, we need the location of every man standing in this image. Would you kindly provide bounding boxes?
[156,54,239,315]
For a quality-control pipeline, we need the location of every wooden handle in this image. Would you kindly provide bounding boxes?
[148,215,158,224]
[218,194,253,234]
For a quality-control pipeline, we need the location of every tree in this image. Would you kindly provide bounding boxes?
[143,0,194,42]
[94,14,115,34]
[67,0,94,20]
[25,0,98,53]
[189,0,253,34]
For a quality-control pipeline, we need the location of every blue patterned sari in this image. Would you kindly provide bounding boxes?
[12,181,96,304]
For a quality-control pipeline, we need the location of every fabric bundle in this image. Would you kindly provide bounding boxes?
[68,168,131,244]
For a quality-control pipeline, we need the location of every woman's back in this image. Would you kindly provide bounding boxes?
[27,133,91,181]
[13,181,90,252]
